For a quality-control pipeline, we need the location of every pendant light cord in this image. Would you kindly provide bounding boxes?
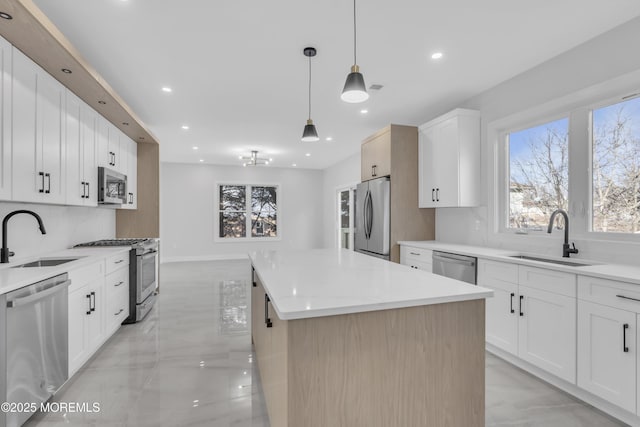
[308,54,312,120]
[353,0,357,65]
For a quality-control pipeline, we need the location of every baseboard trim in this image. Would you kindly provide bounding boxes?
[486,344,639,426]
[161,254,249,264]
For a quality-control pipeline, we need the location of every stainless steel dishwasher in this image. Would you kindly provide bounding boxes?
[1,273,70,427]
[432,251,477,285]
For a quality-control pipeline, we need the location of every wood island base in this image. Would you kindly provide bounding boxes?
[251,275,485,427]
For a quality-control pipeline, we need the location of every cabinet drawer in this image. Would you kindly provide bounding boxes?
[519,266,576,298]
[401,246,432,263]
[477,259,518,290]
[68,260,104,293]
[578,275,640,313]
[106,251,129,275]
[405,259,432,273]
[106,267,129,295]
[106,284,129,328]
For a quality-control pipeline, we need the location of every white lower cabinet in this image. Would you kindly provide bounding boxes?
[68,261,105,376]
[518,285,576,383]
[399,245,432,272]
[479,259,576,383]
[577,300,636,413]
[105,266,129,335]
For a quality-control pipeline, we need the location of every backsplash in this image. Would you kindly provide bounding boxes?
[0,202,115,261]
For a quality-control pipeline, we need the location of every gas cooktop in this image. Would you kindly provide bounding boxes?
[74,238,155,247]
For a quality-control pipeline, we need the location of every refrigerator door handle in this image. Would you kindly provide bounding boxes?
[367,190,373,239]
[364,190,370,239]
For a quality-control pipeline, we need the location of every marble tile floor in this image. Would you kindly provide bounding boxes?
[24,260,625,427]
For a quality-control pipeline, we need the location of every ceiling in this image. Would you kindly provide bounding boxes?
[32,0,640,170]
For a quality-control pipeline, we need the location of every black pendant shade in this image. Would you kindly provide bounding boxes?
[301,47,319,142]
[341,65,369,103]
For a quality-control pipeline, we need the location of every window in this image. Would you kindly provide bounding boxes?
[507,118,569,230]
[218,184,278,239]
[591,97,640,233]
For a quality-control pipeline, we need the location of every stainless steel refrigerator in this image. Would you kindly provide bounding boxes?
[355,177,390,260]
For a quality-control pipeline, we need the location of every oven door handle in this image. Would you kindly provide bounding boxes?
[140,251,158,260]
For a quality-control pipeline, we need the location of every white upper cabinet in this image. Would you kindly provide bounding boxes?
[12,47,66,204]
[65,91,98,206]
[122,137,137,209]
[418,108,480,208]
[0,36,11,201]
[97,116,124,174]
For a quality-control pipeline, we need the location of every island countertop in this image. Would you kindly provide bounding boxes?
[249,248,493,320]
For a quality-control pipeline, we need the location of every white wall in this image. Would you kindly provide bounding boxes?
[321,153,361,249]
[160,162,324,262]
[0,202,115,261]
[434,16,640,265]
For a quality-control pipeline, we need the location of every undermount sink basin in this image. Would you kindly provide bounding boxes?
[11,258,80,268]
[508,255,592,267]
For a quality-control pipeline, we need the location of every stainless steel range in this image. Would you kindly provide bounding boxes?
[74,238,158,323]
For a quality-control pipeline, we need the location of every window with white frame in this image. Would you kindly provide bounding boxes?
[217,184,278,239]
[498,93,640,239]
[591,97,640,233]
[506,117,569,230]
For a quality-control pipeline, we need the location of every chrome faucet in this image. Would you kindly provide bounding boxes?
[547,209,578,258]
[1,210,47,263]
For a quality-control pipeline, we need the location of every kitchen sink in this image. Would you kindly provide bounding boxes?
[11,258,81,268]
[507,255,592,267]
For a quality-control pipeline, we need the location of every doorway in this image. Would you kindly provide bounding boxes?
[337,186,356,250]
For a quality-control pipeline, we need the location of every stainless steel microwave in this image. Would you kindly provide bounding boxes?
[98,167,127,205]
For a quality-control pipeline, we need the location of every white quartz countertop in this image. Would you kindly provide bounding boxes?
[249,248,493,320]
[0,247,130,295]
[399,241,640,285]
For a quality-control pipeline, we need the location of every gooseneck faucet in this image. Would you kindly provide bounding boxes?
[547,209,578,258]
[1,210,47,263]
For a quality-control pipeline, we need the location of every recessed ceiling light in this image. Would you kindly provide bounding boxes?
[326,137,333,141]
[192,146,198,150]
[238,155,243,159]
[0,12,13,20]
[61,68,72,74]
[199,159,204,162]
[181,125,189,130]
[292,163,297,167]
[269,158,273,162]
[360,109,368,114]
[162,87,172,93]
[431,52,443,60]
[305,153,311,157]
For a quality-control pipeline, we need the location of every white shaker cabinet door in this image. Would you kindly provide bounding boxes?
[65,90,84,206]
[430,117,459,207]
[577,301,636,413]
[0,36,11,201]
[81,103,98,206]
[68,287,90,376]
[485,283,519,355]
[518,285,576,383]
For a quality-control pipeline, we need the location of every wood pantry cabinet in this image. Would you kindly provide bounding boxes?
[418,108,480,208]
[251,267,485,427]
[12,47,66,204]
[360,125,435,263]
[479,259,577,383]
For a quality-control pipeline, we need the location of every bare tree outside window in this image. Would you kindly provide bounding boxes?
[508,118,569,229]
[592,97,640,233]
[218,184,278,239]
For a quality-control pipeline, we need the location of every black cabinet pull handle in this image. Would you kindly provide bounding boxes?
[510,293,515,314]
[113,152,116,166]
[115,281,124,287]
[264,294,273,328]
[623,323,629,353]
[519,295,524,316]
[86,182,90,198]
[114,308,124,316]
[39,172,45,193]
[617,294,640,303]
[436,188,439,202]
[86,294,92,315]
[81,181,86,198]
[431,189,435,202]
[45,173,51,194]
[90,291,96,312]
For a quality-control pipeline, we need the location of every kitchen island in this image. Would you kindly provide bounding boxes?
[249,248,493,427]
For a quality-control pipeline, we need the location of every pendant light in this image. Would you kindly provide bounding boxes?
[301,47,319,142]
[341,0,369,103]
